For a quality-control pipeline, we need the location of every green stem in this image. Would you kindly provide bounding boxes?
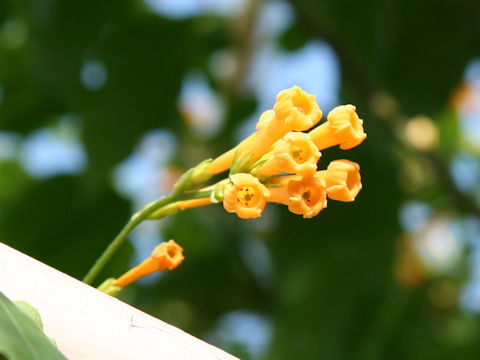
[83,192,180,285]
[82,189,215,285]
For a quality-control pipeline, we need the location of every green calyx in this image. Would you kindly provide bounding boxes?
[97,278,123,297]
[173,159,213,192]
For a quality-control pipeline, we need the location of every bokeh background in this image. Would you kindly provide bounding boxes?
[1,0,480,358]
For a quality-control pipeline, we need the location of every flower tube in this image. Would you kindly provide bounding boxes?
[177,197,213,209]
[255,109,275,130]
[257,132,321,177]
[149,197,214,219]
[309,105,366,150]
[316,160,362,202]
[114,240,184,287]
[223,173,270,219]
[203,132,258,175]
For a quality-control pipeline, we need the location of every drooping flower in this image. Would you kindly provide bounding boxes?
[315,160,362,202]
[257,132,321,177]
[269,175,327,218]
[114,240,184,287]
[309,104,366,150]
[223,173,270,219]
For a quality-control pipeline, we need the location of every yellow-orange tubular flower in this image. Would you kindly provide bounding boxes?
[248,86,323,160]
[223,173,270,219]
[257,132,321,177]
[205,86,322,175]
[114,240,184,287]
[316,160,362,202]
[309,104,366,150]
[269,176,327,218]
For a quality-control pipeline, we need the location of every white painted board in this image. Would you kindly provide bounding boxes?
[0,242,238,360]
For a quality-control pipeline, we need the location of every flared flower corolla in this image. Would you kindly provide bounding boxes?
[258,132,321,177]
[223,173,270,219]
[286,177,327,218]
[269,175,327,218]
[273,86,323,132]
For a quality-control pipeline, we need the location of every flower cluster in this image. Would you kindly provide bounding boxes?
[93,86,366,292]
[204,86,366,219]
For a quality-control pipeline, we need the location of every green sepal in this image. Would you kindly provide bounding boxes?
[97,278,123,297]
[148,202,181,219]
[230,152,252,174]
[210,182,227,203]
[173,159,213,192]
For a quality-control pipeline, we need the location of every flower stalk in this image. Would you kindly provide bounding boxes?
[83,192,181,285]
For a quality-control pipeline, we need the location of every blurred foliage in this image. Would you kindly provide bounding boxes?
[1,0,480,359]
